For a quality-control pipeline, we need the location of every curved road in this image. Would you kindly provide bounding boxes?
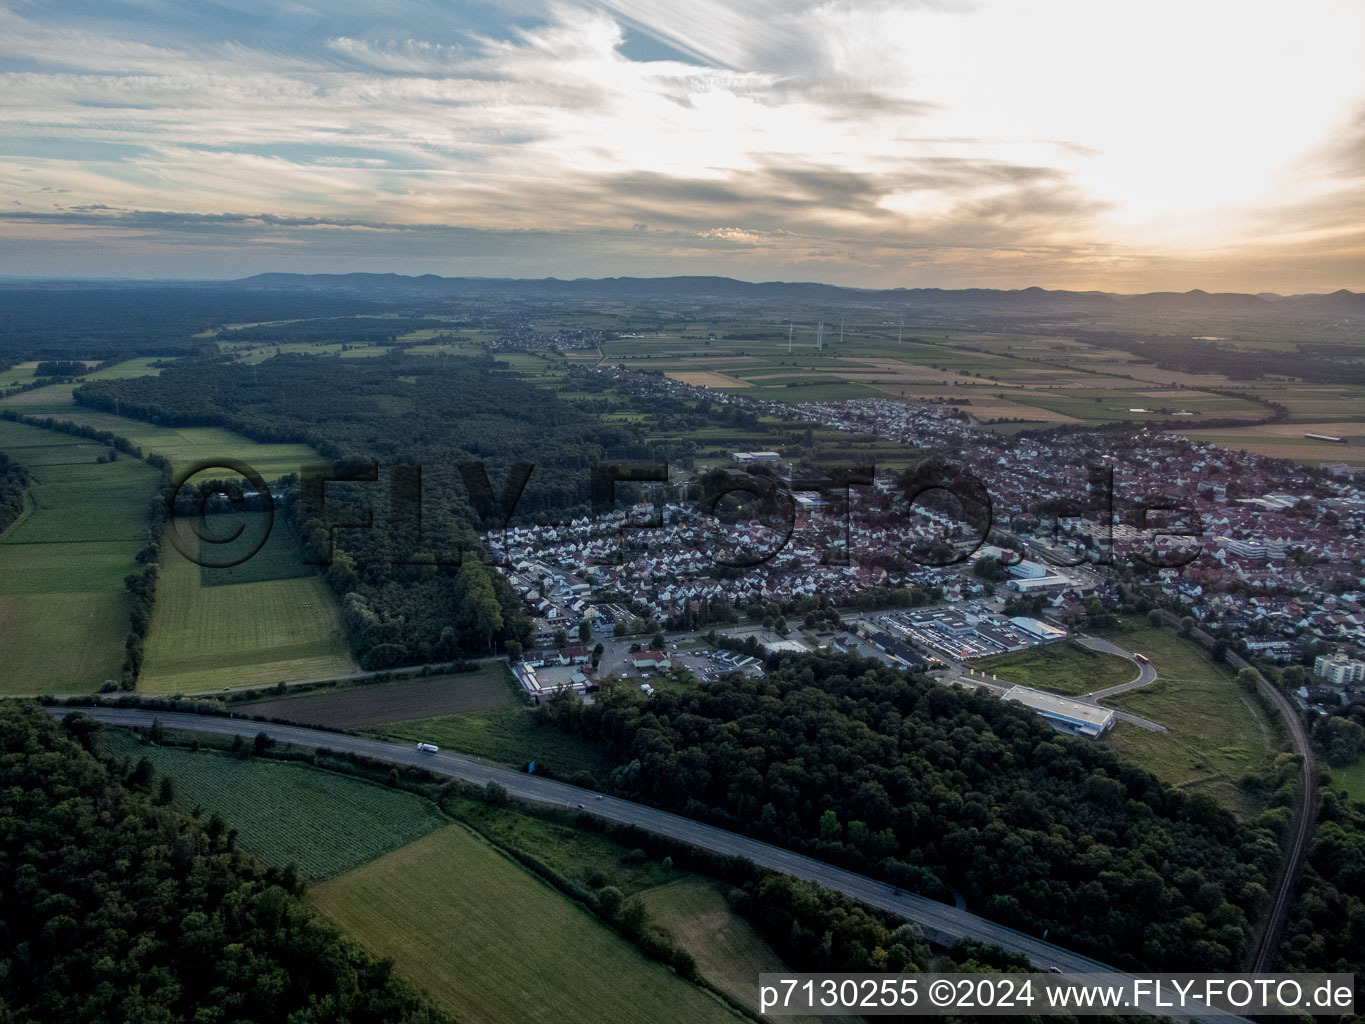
[1073,636,1159,700]
[51,706,1253,1021]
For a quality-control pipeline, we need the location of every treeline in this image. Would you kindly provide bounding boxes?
[119,452,171,691]
[77,354,656,668]
[539,653,1283,971]
[0,452,29,534]
[0,286,389,361]
[1279,789,1365,1007]
[0,703,453,1023]
[33,359,86,377]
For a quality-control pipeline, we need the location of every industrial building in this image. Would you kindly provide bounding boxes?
[1002,685,1114,738]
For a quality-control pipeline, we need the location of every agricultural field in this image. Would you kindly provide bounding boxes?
[593,318,1270,427]
[370,704,615,779]
[98,728,448,879]
[1096,621,1288,818]
[311,825,746,1024]
[139,519,354,694]
[0,360,320,478]
[246,666,513,728]
[0,418,161,693]
[968,640,1136,696]
[1178,424,1365,467]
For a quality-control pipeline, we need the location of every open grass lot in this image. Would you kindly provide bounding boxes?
[968,640,1135,695]
[247,666,513,728]
[0,418,160,693]
[140,523,354,693]
[1329,757,1365,804]
[311,825,745,1024]
[640,879,852,1024]
[98,729,448,879]
[1097,621,1287,817]
[442,792,681,897]
[371,704,614,778]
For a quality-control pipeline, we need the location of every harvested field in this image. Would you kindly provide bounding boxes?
[665,371,752,388]
[247,668,513,728]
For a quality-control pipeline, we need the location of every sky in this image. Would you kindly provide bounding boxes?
[1,0,1363,291]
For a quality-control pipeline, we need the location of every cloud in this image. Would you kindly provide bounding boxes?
[0,0,1363,289]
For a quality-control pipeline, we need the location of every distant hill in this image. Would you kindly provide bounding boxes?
[231,272,1365,315]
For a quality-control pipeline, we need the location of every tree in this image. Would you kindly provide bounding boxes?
[505,639,522,663]
[554,628,568,648]
[596,885,624,920]
[578,620,592,643]
[1147,609,1165,628]
[819,809,842,843]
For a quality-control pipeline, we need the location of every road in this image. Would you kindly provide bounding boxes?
[50,705,1253,1022]
[1073,635,1159,700]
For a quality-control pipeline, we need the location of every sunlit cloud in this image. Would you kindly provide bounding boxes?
[0,0,1362,289]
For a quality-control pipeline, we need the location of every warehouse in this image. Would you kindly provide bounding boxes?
[1002,685,1114,738]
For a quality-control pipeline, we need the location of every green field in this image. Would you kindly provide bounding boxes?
[98,729,447,879]
[1097,622,1287,817]
[0,419,161,693]
[969,640,1136,696]
[139,521,354,693]
[443,791,682,896]
[371,705,614,779]
[196,510,317,587]
[311,825,745,1024]
[1329,757,1365,804]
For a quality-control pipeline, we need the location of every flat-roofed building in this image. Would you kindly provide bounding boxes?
[1008,616,1068,641]
[1002,685,1114,738]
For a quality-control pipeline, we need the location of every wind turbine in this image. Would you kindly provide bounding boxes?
[839,317,845,345]
[787,321,793,355]
[816,322,824,352]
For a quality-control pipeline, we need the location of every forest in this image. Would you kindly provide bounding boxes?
[1280,789,1365,1003]
[0,288,381,361]
[538,652,1285,972]
[77,354,658,668]
[0,702,452,1023]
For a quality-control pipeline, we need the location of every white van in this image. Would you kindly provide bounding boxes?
[416,742,439,753]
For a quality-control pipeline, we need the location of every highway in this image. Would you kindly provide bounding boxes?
[50,705,1253,1021]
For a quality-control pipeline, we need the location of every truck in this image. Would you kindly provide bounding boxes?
[416,742,439,753]
[1133,653,1149,664]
